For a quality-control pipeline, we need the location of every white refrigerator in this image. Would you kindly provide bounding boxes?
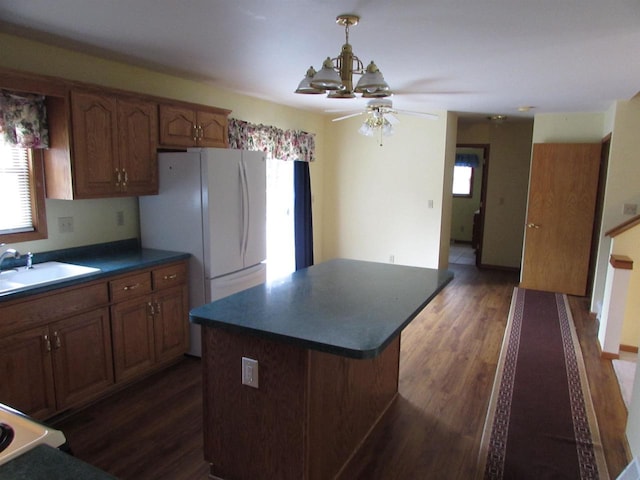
[139,148,267,356]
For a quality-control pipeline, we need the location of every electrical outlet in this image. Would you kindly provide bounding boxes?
[242,357,259,388]
[389,254,395,264]
[116,210,125,226]
[58,216,74,233]
[623,203,638,216]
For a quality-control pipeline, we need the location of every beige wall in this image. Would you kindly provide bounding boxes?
[610,228,640,347]
[322,111,454,269]
[456,120,533,268]
[0,33,326,261]
[595,98,640,319]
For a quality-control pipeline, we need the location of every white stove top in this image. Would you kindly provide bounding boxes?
[0,403,66,466]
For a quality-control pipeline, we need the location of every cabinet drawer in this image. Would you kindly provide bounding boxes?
[109,271,152,302]
[153,262,187,290]
[0,283,108,337]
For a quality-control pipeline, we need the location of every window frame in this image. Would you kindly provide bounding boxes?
[452,164,475,198]
[0,147,48,243]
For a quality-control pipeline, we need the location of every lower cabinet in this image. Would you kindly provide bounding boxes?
[0,326,57,419]
[110,261,189,383]
[0,259,189,420]
[52,308,114,410]
[0,307,113,419]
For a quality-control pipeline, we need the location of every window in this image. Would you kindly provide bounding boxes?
[0,143,47,242]
[452,165,474,197]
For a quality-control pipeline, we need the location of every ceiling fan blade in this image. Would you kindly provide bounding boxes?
[396,109,439,120]
[332,112,364,122]
[383,113,400,125]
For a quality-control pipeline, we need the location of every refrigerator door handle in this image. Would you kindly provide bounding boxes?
[242,158,251,263]
[238,161,245,257]
[239,158,250,263]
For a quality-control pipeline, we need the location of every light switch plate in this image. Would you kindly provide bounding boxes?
[241,357,259,388]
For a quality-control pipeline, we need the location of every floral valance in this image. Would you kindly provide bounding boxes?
[228,118,315,162]
[0,90,49,149]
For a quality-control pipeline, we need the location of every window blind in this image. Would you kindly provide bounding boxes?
[0,145,34,234]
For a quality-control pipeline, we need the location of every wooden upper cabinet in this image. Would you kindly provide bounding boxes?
[117,98,158,196]
[197,109,229,147]
[159,103,229,148]
[45,90,158,199]
[71,91,120,197]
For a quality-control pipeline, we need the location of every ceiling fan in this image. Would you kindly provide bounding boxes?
[331,99,438,145]
[331,99,438,123]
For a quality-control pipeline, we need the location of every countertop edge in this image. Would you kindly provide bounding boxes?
[191,266,454,359]
[0,245,190,303]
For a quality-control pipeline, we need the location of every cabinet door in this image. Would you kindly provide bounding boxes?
[51,307,114,410]
[159,104,197,147]
[0,326,56,420]
[117,98,158,195]
[153,284,189,363]
[71,91,119,197]
[197,110,228,147]
[111,297,156,383]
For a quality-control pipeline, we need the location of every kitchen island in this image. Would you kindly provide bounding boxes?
[190,259,453,480]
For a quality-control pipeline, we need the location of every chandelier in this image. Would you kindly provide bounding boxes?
[294,14,392,99]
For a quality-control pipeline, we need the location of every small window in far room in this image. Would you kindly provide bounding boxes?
[452,165,474,197]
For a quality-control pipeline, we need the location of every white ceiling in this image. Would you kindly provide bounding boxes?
[1,0,639,120]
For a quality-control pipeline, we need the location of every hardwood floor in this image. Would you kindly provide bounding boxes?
[53,264,630,479]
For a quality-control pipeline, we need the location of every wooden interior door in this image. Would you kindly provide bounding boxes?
[520,143,601,296]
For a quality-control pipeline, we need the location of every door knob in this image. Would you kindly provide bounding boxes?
[526,223,541,229]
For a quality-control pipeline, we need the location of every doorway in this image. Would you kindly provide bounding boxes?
[266,159,295,281]
[451,144,490,267]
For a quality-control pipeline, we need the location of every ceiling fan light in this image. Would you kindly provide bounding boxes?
[354,61,390,93]
[382,120,394,136]
[295,66,326,94]
[358,121,375,137]
[310,57,342,90]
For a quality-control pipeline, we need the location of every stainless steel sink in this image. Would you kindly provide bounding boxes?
[0,261,100,294]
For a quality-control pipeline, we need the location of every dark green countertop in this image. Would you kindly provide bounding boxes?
[0,239,189,302]
[190,258,453,359]
[0,445,116,480]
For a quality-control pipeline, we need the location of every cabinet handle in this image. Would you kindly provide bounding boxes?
[44,334,51,352]
[155,302,161,314]
[123,283,140,291]
[163,273,178,280]
[115,168,121,187]
[192,125,198,142]
[147,301,155,316]
[197,125,204,139]
[526,223,541,229]
[122,169,128,190]
[53,331,61,349]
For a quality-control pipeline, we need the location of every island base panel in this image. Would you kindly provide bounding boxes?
[202,327,400,480]
[308,337,400,480]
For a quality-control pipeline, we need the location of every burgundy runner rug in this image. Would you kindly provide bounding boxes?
[477,288,609,479]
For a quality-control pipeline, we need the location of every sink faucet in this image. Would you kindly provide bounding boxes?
[0,248,21,270]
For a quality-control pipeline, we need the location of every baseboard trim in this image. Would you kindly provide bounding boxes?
[480,263,520,273]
